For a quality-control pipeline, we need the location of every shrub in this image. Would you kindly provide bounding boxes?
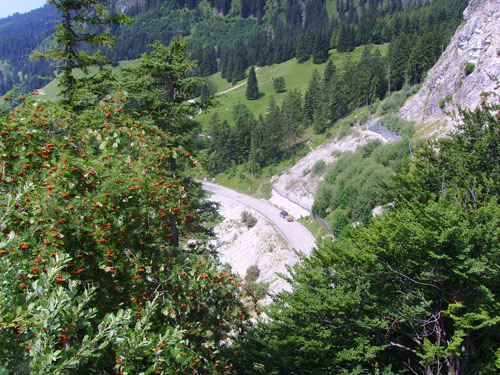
[242,265,269,301]
[330,209,349,236]
[252,281,270,300]
[246,214,258,228]
[380,114,415,137]
[336,123,353,140]
[245,265,261,282]
[273,76,286,93]
[378,84,419,115]
[440,99,446,110]
[312,159,327,176]
[465,62,475,75]
[313,139,412,225]
[241,210,258,228]
[0,95,248,374]
[241,210,250,223]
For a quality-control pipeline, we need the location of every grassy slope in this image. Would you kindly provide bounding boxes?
[39,60,139,101]
[197,44,389,128]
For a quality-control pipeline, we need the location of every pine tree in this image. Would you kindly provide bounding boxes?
[233,104,254,164]
[336,24,354,52]
[201,45,218,76]
[262,97,283,163]
[323,59,336,84]
[120,38,206,171]
[273,76,286,93]
[33,0,129,107]
[312,31,330,64]
[246,66,259,100]
[304,70,321,122]
[281,89,304,154]
[296,35,311,63]
[285,0,302,26]
[387,33,411,91]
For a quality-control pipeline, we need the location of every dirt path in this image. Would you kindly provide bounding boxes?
[215,67,260,96]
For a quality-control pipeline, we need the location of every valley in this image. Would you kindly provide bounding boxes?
[1,0,499,373]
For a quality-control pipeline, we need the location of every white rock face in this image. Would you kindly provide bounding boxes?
[400,0,500,136]
[115,0,144,12]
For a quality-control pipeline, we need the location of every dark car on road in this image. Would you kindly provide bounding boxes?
[280,210,288,218]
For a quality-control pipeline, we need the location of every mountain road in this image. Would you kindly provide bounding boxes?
[202,182,316,255]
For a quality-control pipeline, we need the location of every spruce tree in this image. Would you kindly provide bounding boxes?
[33,0,129,107]
[312,31,329,64]
[246,66,259,100]
[120,39,204,137]
[323,59,337,84]
[273,76,286,93]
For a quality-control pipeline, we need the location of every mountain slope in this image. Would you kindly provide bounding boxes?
[400,0,500,137]
[0,4,57,93]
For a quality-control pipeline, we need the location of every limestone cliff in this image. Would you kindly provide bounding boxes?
[399,0,500,137]
[114,0,145,13]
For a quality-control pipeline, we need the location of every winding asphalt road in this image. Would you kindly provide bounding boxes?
[202,182,316,255]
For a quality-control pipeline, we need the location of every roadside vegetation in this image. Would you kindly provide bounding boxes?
[226,92,500,375]
[0,2,250,373]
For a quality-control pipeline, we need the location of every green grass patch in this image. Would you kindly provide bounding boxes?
[212,164,274,199]
[197,43,389,130]
[39,59,139,101]
[298,216,331,240]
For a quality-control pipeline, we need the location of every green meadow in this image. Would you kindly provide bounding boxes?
[38,43,388,125]
[39,59,139,101]
[197,44,389,128]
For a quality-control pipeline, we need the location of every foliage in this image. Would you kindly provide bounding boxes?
[242,266,269,303]
[380,113,415,138]
[439,98,445,109]
[120,39,205,139]
[311,159,326,176]
[335,122,353,139]
[465,61,475,75]
[229,93,500,375]
[241,211,258,229]
[2,0,468,98]
[245,265,260,283]
[272,76,286,93]
[313,139,412,229]
[0,6,56,95]
[376,84,419,115]
[31,0,129,107]
[245,66,259,100]
[0,92,248,374]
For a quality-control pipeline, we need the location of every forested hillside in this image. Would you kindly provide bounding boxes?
[2,0,500,374]
[0,0,467,96]
[226,93,500,374]
[0,5,56,94]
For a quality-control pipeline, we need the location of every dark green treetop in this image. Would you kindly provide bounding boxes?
[246,66,259,100]
[32,0,130,107]
[227,93,500,375]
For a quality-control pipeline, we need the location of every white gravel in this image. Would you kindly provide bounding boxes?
[210,195,300,302]
[271,127,387,212]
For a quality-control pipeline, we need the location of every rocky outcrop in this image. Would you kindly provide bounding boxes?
[114,0,145,13]
[400,0,500,137]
